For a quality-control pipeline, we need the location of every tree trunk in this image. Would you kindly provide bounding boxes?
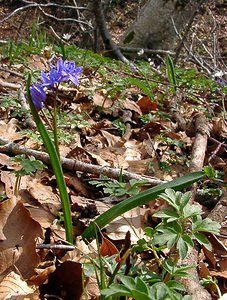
[120,0,204,51]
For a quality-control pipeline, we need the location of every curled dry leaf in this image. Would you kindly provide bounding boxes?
[0,119,22,142]
[0,271,34,300]
[0,198,43,279]
[100,233,120,262]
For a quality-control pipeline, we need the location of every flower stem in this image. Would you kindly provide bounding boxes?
[53,103,60,158]
[26,74,73,244]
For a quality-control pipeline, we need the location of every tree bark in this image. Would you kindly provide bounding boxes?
[120,0,204,51]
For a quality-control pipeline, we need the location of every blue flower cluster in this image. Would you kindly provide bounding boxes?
[29,58,82,110]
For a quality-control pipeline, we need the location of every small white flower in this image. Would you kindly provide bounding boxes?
[62,33,72,41]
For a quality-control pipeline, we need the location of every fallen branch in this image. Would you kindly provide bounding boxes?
[189,114,211,172]
[179,113,212,300]
[0,137,165,186]
[118,46,175,56]
[0,78,21,90]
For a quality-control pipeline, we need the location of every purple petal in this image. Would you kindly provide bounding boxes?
[30,84,46,110]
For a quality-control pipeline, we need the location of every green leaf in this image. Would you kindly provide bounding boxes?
[182,234,194,248]
[166,55,177,94]
[183,204,201,219]
[144,227,156,238]
[82,171,205,239]
[123,31,135,44]
[166,221,182,234]
[135,277,149,294]
[149,282,170,300]
[118,275,136,290]
[131,290,152,300]
[166,280,186,292]
[194,218,221,234]
[101,284,131,298]
[162,259,175,274]
[182,296,192,300]
[159,189,179,210]
[166,234,178,249]
[177,237,188,259]
[203,166,216,178]
[153,229,178,247]
[179,191,191,210]
[152,209,179,222]
[193,233,212,251]
[127,77,154,100]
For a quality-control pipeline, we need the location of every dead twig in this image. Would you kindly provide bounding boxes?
[0,137,165,186]
[0,78,21,90]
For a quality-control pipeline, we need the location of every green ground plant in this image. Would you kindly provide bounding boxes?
[1,32,224,298]
[10,154,47,195]
[83,188,220,300]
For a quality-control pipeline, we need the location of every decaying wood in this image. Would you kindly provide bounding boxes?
[207,191,227,225]
[0,137,165,186]
[179,113,212,300]
[189,114,211,172]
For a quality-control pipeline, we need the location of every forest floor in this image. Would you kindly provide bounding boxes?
[0,1,226,300]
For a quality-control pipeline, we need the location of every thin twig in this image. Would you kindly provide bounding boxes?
[38,7,93,28]
[174,0,207,64]
[36,244,75,250]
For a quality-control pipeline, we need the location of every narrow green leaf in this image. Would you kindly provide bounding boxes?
[127,77,154,100]
[82,172,205,239]
[166,55,177,94]
[26,74,73,243]
[182,234,194,247]
[123,31,135,44]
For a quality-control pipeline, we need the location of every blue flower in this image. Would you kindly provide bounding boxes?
[28,58,82,110]
[30,83,46,110]
[40,68,62,88]
[40,58,82,88]
[56,57,83,85]
[216,78,226,87]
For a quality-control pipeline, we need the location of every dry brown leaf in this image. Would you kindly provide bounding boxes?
[0,119,22,141]
[0,199,43,279]
[101,130,123,147]
[0,154,17,169]
[209,270,227,282]
[122,98,142,115]
[66,173,92,198]
[123,140,141,161]
[137,96,158,114]
[0,271,34,300]
[28,265,56,286]
[93,90,114,108]
[212,117,227,139]
[105,206,146,243]
[40,261,84,300]
[100,234,120,262]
